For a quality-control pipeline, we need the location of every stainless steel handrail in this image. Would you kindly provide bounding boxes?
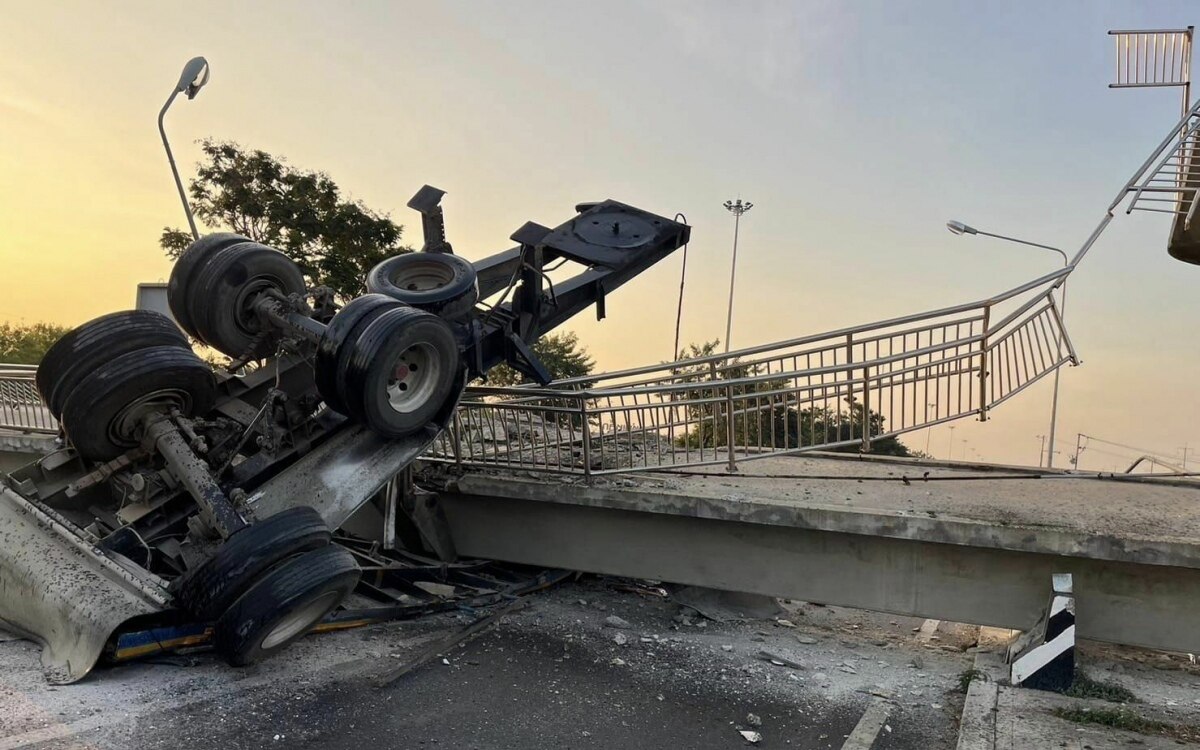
[0,368,57,435]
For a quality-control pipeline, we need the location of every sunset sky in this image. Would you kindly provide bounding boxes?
[2,1,1198,469]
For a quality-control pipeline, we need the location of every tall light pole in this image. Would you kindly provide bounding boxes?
[722,198,753,353]
[1036,434,1047,468]
[947,424,956,460]
[947,220,1068,468]
[159,57,211,241]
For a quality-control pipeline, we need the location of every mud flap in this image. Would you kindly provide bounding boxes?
[0,485,165,683]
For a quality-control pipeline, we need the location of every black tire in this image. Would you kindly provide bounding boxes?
[212,544,360,667]
[36,310,189,419]
[168,233,251,338]
[186,242,306,358]
[340,305,460,437]
[366,252,479,320]
[314,294,400,414]
[60,346,216,462]
[174,506,332,621]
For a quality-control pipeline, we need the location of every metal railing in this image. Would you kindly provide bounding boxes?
[0,365,57,435]
[1124,105,1200,230]
[428,269,1075,477]
[1109,28,1193,92]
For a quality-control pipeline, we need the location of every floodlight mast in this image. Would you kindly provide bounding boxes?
[158,57,210,242]
[722,198,753,353]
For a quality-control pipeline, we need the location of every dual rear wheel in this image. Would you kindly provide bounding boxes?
[174,506,360,666]
[315,297,461,438]
[37,310,215,462]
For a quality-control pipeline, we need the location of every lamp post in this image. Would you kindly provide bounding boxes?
[159,57,210,241]
[1035,434,1047,468]
[722,198,753,353]
[947,424,956,460]
[947,219,1068,468]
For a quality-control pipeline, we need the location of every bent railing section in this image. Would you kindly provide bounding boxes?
[428,271,1076,477]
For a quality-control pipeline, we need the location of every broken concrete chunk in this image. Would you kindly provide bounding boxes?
[738,729,762,744]
[745,713,762,727]
[603,615,632,629]
[613,632,628,646]
[795,635,818,645]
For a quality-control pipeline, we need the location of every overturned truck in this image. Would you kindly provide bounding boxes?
[0,188,687,682]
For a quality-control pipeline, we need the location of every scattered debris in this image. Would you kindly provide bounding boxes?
[603,615,632,629]
[775,619,796,628]
[738,729,763,744]
[755,650,804,669]
[375,599,529,687]
[795,635,819,645]
[613,632,628,646]
[745,713,762,727]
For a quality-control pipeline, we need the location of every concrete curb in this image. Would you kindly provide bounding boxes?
[954,652,1007,750]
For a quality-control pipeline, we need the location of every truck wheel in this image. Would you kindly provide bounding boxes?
[174,506,332,621]
[168,233,251,337]
[314,294,400,414]
[340,305,460,437]
[184,242,306,359]
[60,346,216,462]
[367,253,479,320]
[212,544,360,667]
[36,310,189,419]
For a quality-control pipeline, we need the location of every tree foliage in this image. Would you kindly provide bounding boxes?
[161,140,410,298]
[0,322,72,365]
[672,340,914,457]
[483,331,595,387]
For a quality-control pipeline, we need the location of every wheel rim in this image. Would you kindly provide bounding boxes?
[385,342,442,414]
[108,388,192,447]
[260,590,339,650]
[233,275,285,335]
[391,259,454,292]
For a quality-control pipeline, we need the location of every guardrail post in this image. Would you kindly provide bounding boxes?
[979,307,990,422]
[860,363,871,454]
[725,377,737,473]
[451,412,464,466]
[580,399,592,483]
[845,334,871,452]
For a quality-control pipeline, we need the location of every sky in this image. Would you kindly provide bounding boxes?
[1,1,1198,470]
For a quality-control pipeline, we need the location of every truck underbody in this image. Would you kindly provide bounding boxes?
[0,190,687,682]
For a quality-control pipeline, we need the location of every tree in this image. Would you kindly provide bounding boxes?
[483,331,595,386]
[161,140,410,298]
[0,322,71,365]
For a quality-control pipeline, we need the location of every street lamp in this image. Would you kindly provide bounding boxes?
[947,219,1068,468]
[722,198,753,353]
[159,57,210,241]
[947,424,956,460]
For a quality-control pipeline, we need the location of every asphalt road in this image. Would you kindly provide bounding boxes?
[7,583,967,750]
